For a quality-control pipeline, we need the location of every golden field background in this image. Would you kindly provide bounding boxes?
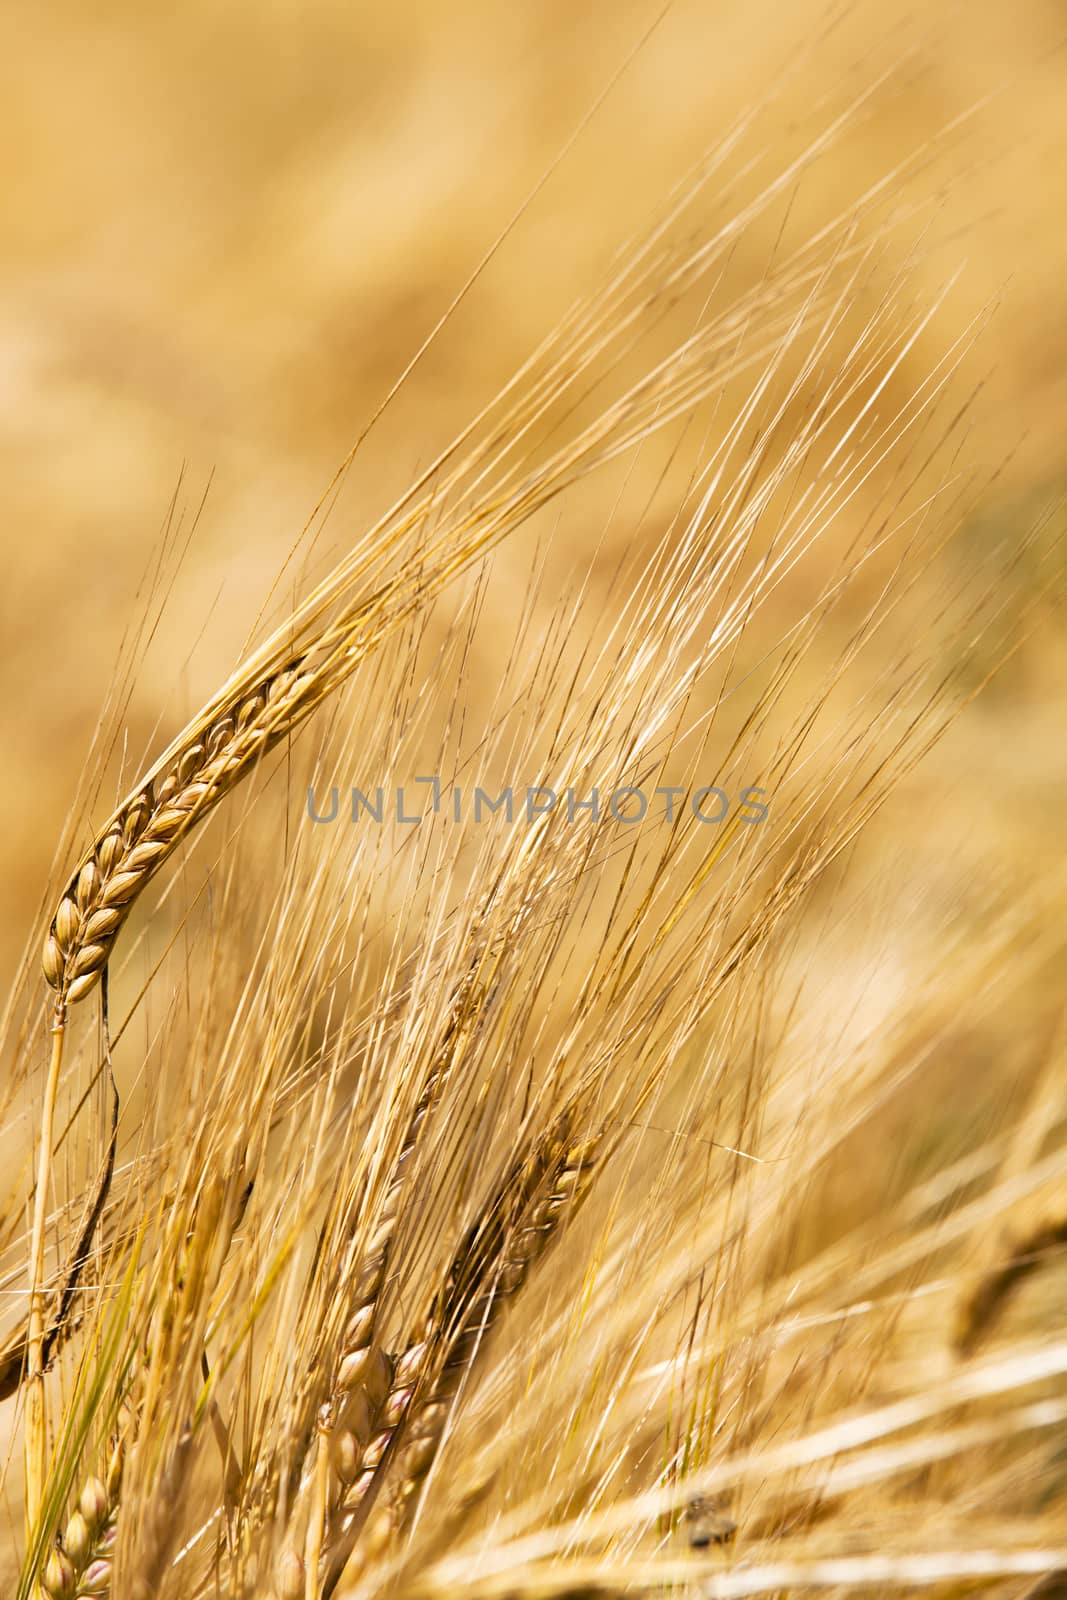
[1,2,1066,1589]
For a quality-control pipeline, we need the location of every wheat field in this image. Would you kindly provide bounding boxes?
[1,3,1066,1598]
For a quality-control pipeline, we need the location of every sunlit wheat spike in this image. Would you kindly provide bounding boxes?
[387,1135,598,1524]
[43,655,315,1008]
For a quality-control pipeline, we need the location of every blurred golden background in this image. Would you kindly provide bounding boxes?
[2,0,1065,987]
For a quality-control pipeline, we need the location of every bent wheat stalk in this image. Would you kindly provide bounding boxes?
[2,996,119,1405]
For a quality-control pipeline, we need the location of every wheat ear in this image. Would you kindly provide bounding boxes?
[385,1133,599,1525]
[323,1121,597,1594]
[39,1442,124,1600]
[275,965,488,1585]
[43,656,318,1009]
[955,1211,1067,1356]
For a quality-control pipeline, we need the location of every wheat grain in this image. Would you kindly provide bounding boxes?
[39,1445,123,1600]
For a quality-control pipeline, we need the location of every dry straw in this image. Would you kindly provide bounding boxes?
[10,65,1066,1600]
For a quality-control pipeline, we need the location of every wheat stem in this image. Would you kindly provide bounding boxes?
[304,1406,332,1600]
[25,1004,68,1572]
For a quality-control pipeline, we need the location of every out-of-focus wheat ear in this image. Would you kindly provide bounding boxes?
[325,1129,598,1596]
[25,1001,68,1562]
[275,979,483,1580]
[385,1137,598,1541]
[279,965,487,1577]
[955,1210,1067,1357]
[104,1175,244,1599]
[124,1423,194,1600]
[42,656,315,1009]
[39,1440,123,1600]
